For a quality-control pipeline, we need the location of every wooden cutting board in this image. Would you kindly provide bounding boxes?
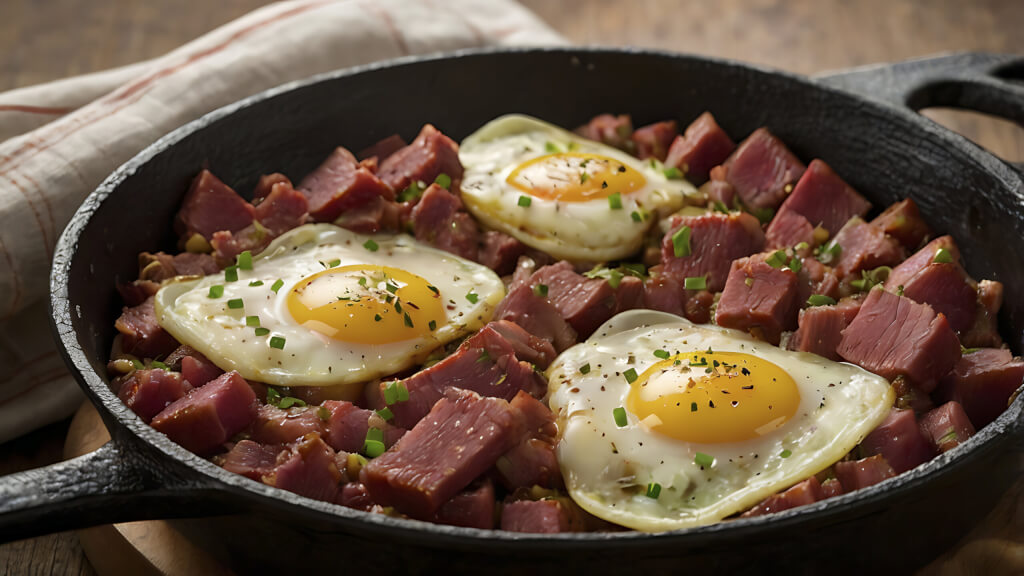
[63,402,1024,576]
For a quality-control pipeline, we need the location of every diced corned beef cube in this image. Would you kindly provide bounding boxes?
[936,348,1024,428]
[642,268,685,317]
[220,439,281,480]
[860,408,935,474]
[385,323,548,429]
[337,482,376,511]
[479,230,527,276]
[900,262,977,334]
[837,288,960,392]
[378,124,463,192]
[494,285,578,352]
[496,392,560,490]
[788,304,849,361]
[298,146,395,223]
[665,112,736,184]
[175,170,256,241]
[163,344,199,370]
[357,134,408,163]
[821,478,844,499]
[362,389,523,519]
[264,433,342,502]
[768,160,871,245]
[115,296,179,359]
[575,113,633,150]
[765,208,815,250]
[526,261,617,338]
[249,404,326,446]
[410,184,479,260]
[919,401,976,453]
[795,255,840,304]
[118,279,161,307]
[151,371,258,455]
[501,500,572,533]
[631,120,678,161]
[833,455,896,491]
[321,400,404,454]
[171,252,219,277]
[885,236,959,290]
[118,369,190,423]
[210,226,269,265]
[684,290,715,324]
[661,212,766,292]
[614,275,645,315]
[138,252,219,282]
[433,479,495,529]
[339,195,401,235]
[871,198,931,251]
[251,173,291,204]
[487,320,557,370]
[962,279,1004,349]
[181,354,224,388]
[718,128,806,212]
[252,180,309,236]
[701,177,737,210]
[716,254,800,345]
[830,217,905,280]
[741,476,823,518]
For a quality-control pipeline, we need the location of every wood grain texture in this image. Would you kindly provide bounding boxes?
[0,0,1021,574]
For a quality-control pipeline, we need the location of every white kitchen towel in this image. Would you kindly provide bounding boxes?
[0,0,565,443]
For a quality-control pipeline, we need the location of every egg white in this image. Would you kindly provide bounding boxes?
[546,310,893,531]
[459,115,696,262]
[154,224,505,393]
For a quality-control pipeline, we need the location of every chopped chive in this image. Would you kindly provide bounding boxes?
[131,358,144,370]
[623,368,639,384]
[780,449,792,458]
[671,225,691,258]
[646,482,662,499]
[630,210,643,222]
[385,281,399,294]
[580,171,590,184]
[788,257,802,273]
[363,439,385,458]
[403,313,414,328]
[397,182,424,203]
[227,298,244,310]
[765,250,788,269]
[654,349,671,360]
[327,258,341,268]
[434,173,451,190]
[271,279,284,293]
[938,427,958,445]
[579,363,591,375]
[237,251,253,270]
[428,320,437,331]
[544,141,561,153]
[694,452,715,468]
[269,336,286,349]
[607,268,623,289]
[317,406,331,420]
[254,327,270,336]
[374,314,382,322]
[208,285,224,298]
[517,195,532,207]
[382,382,398,405]
[427,285,439,295]
[466,291,479,303]
[712,200,730,214]
[961,345,980,354]
[933,248,953,264]
[794,241,809,252]
[248,280,264,287]
[613,407,628,427]
[396,381,410,402]
[663,166,683,180]
[807,294,837,307]
[266,388,281,406]
[744,277,754,287]
[224,266,238,282]
[608,192,623,210]
[363,239,379,252]
[278,396,307,409]
[621,262,647,277]
[534,283,549,297]
[246,315,260,327]
[151,360,169,370]
[376,407,394,421]
[690,402,698,412]
[684,276,707,290]
[366,427,383,443]
[358,277,368,288]
[817,240,841,265]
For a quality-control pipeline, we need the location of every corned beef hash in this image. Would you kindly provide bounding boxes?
[109,112,1024,532]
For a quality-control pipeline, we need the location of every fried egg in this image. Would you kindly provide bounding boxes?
[459,115,696,262]
[154,224,505,395]
[546,310,893,531]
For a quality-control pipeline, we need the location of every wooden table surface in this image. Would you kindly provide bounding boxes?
[0,1,1021,574]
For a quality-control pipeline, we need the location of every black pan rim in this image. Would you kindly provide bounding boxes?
[49,45,1024,547]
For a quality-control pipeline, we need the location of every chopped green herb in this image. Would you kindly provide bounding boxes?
[398,182,425,203]
[278,396,306,409]
[580,171,590,184]
[248,280,264,287]
[376,407,394,421]
[227,298,244,310]
[897,284,905,296]
[654,349,671,360]
[765,250,788,269]
[684,276,707,290]
[663,166,683,180]
[246,315,260,327]
[623,368,638,384]
[517,195,532,207]
[434,173,452,190]
[327,258,341,268]
[807,294,837,307]
[645,482,662,499]
[780,449,792,458]
[694,452,715,468]
[690,402,698,412]
[608,192,623,210]
[938,427,959,445]
[403,313,414,328]
[672,226,691,258]
[266,388,281,406]
[579,363,591,375]
[363,239,379,252]
[750,207,775,224]
[427,285,439,296]
[382,382,399,405]
[317,406,331,421]
[254,327,270,336]
[208,285,224,298]
[271,279,284,293]
[534,283,549,297]
[712,200,730,214]
[269,336,286,349]
[960,345,980,354]
[933,248,953,264]
[396,381,410,402]
[621,262,647,278]
[544,141,562,153]
[151,361,169,370]
[744,277,754,287]
[794,241,809,252]
[237,251,253,270]
[366,427,384,443]
[788,257,802,273]
[817,240,841,265]
[131,358,144,370]
[224,266,238,283]
[613,407,628,427]
[466,291,479,303]
[428,320,437,331]
[630,210,643,223]
[385,281,399,294]
[363,439,385,458]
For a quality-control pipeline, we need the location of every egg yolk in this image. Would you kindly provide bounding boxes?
[626,351,800,444]
[286,265,446,345]
[506,152,646,202]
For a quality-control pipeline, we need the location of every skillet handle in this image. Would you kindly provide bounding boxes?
[816,52,1024,173]
[0,439,226,543]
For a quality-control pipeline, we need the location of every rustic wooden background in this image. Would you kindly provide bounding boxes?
[0,0,1021,574]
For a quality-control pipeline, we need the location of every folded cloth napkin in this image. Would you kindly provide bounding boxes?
[0,0,564,443]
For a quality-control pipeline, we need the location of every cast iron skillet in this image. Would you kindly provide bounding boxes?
[2,48,1024,574]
